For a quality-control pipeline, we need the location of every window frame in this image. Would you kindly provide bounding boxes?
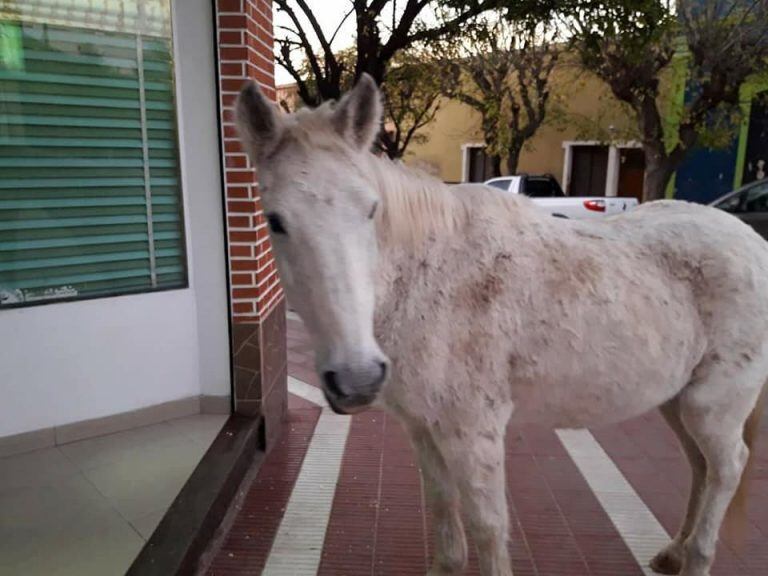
[715,181,768,214]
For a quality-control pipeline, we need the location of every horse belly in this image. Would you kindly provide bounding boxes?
[512,365,686,428]
[508,293,705,429]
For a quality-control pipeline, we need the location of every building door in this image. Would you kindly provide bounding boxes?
[569,145,608,196]
[618,148,646,203]
[467,146,495,182]
[742,91,768,186]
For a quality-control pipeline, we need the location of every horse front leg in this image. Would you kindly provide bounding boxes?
[410,428,468,576]
[433,418,513,576]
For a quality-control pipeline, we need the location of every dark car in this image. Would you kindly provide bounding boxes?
[710,179,768,240]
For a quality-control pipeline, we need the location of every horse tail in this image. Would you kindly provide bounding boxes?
[725,380,767,543]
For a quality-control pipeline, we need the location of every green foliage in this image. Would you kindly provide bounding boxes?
[564,0,677,107]
[529,0,768,200]
[382,49,444,155]
[439,13,561,173]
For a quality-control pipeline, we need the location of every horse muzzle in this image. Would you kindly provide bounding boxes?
[321,358,388,415]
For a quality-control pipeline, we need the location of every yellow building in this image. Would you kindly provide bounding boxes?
[277,65,646,200]
[403,65,646,201]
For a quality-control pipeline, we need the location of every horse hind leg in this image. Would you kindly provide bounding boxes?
[674,365,765,576]
[650,397,708,575]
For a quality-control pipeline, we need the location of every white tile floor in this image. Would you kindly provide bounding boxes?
[0,413,227,576]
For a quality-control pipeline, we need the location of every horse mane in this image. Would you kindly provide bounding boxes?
[365,157,463,246]
[366,155,529,247]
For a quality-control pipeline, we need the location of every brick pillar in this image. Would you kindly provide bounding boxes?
[214,0,287,450]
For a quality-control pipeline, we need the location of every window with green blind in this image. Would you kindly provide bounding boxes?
[0,0,187,307]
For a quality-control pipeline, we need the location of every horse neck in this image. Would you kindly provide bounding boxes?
[366,155,461,318]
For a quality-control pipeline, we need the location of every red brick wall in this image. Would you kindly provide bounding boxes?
[215,0,282,323]
[215,0,287,440]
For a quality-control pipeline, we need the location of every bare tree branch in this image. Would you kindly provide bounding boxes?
[273,0,498,156]
[406,0,495,44]
[329,4,356,44]
[273,0,328,97]
[293,0,336,63]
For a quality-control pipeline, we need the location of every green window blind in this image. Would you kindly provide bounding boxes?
[0,4,187,307]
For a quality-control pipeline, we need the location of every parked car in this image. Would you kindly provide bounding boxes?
[484,174,639,219]
[710,179,768,240]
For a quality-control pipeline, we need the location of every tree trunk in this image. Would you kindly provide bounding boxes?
[378,130,399,160]
[490,154,502,178]
[642,155,675,202]
[506,144,522,176]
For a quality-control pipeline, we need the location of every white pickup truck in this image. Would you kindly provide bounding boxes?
[484,175,638,219]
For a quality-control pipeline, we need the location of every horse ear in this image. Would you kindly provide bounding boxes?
[236,80,283,161]
[332,73,383,151]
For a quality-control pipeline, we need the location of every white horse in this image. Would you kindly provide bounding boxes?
[236,75,767,576]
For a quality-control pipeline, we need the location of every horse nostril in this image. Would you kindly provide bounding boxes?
[376,361,388,385]
[323,371,345,398]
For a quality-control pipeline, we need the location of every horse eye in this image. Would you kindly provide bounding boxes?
[266,213,287,235]
[368,202,378,220]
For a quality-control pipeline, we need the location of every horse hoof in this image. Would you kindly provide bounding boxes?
[650,549,683,575]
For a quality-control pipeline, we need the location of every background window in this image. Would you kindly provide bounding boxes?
[717,182,768,213]
[466,146,496,183]
[743,184,768,212]
[486,179,511,191]
[0,0,186,307]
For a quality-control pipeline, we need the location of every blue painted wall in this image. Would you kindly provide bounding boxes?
[673,140,739,204]
[670,0,742,204]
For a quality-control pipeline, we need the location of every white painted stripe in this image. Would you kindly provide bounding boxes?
[286,309,301,321]
[288,375,328,408]
[261,409,351,576]
[557,429,671,576]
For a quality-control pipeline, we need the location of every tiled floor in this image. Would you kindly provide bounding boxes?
[0,413,227,576]
[208,316,768,576]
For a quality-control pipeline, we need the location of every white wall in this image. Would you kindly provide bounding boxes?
[0,1,230,437]
[174,0,231,398]
[0,292,201,437]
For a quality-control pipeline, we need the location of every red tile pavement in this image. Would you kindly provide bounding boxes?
[209,316,768,575]
[208,404,321,576]
[592,409,768,576]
